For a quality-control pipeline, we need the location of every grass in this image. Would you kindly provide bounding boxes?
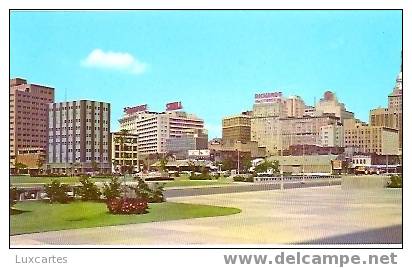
[10,175,125,187]
[11,174,233,188]
[10,201,241,235]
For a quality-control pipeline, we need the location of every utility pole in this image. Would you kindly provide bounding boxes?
[386,154,389,175]
[237,149,240,174]
[302,143,305,183]
[278,122,284,190]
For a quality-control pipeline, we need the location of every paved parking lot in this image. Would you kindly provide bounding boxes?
[11,186,401,246]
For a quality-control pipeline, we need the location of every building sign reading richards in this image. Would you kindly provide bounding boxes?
[124,104,148,114]
[166,101,183,111]
[254,92,283,103]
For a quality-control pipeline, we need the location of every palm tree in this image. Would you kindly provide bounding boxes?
[114,129,130,195]
[158,152,174,172]
[36,156,45,175]
[14,162,27,175]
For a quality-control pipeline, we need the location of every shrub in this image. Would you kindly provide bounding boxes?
[388,175,402,188]
[107,197,148,214]
[33,173,68,177]
[150,183,165,203]
[189,174,213,180]
[129,179,166,203]
[10,187,20,209]
[130,178,152,199]
[92,174,114,178]
[44,179,71,203]
[102,177,122,200]
[78,176,101,201]
[233,175,254,182]
[144,177,174,181]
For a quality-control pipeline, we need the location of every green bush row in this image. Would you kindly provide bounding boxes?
[233,175,254,182]
[189,173,220,180]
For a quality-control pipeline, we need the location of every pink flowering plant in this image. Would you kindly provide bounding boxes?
[106,197,148,214]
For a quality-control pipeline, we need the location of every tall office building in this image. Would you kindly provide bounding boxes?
[119,102,206,155]
[47,100,111,173]
[10,78,54,169]
[166,129,208,159]
[279,115,341,150]
[222,111,252,146]
[370,56,403,152]
[343,118,399,155]
[251,91,342,155]
[251,92,287,155]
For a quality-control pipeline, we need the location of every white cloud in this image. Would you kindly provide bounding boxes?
[81,49,147,75]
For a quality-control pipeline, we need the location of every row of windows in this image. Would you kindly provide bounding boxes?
[14,128,47,132]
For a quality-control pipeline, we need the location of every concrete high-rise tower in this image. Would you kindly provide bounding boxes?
[369,52,403,153]
[10,78,55,170]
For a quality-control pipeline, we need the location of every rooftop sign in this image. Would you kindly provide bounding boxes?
[124,104,148,114]
[254,92,283,103]
[166,101,183,111]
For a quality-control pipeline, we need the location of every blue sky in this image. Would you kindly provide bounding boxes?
[10,10,402,138]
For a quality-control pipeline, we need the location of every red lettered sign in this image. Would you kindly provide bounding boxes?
[166,101,183,111]
[124,104,148,114]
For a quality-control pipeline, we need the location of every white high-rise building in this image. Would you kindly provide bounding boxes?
[119,103,205,155]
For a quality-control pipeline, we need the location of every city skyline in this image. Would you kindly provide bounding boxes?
[10,10,402,138]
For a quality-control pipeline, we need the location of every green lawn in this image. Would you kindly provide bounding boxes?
[10,201,241,235]
[11,175,233,188]
[10,176,124,187]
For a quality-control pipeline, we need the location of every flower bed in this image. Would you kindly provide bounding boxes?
[106,197,148,214]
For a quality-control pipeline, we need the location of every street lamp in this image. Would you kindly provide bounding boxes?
[302,143,306,184]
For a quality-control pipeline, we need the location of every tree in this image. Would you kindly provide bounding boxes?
[242,155,252,172]
[114,129,130,175]
[44,179,70,203]
[158,152,173,172]
[102,177,122,200]
[14,162,28,175]
[78,176,101,201]
[187,160,196,175]
[159,157,168,172]
[255,160,279,173]
[10,187,20,209]
[150,183,165,203]
[36,156,45,174]
[130,178,152,199]
[222,158,235,171]
[270,160,279,173]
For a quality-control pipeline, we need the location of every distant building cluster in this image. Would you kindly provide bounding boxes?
[9,55,402,175]
[215,57,402,173]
